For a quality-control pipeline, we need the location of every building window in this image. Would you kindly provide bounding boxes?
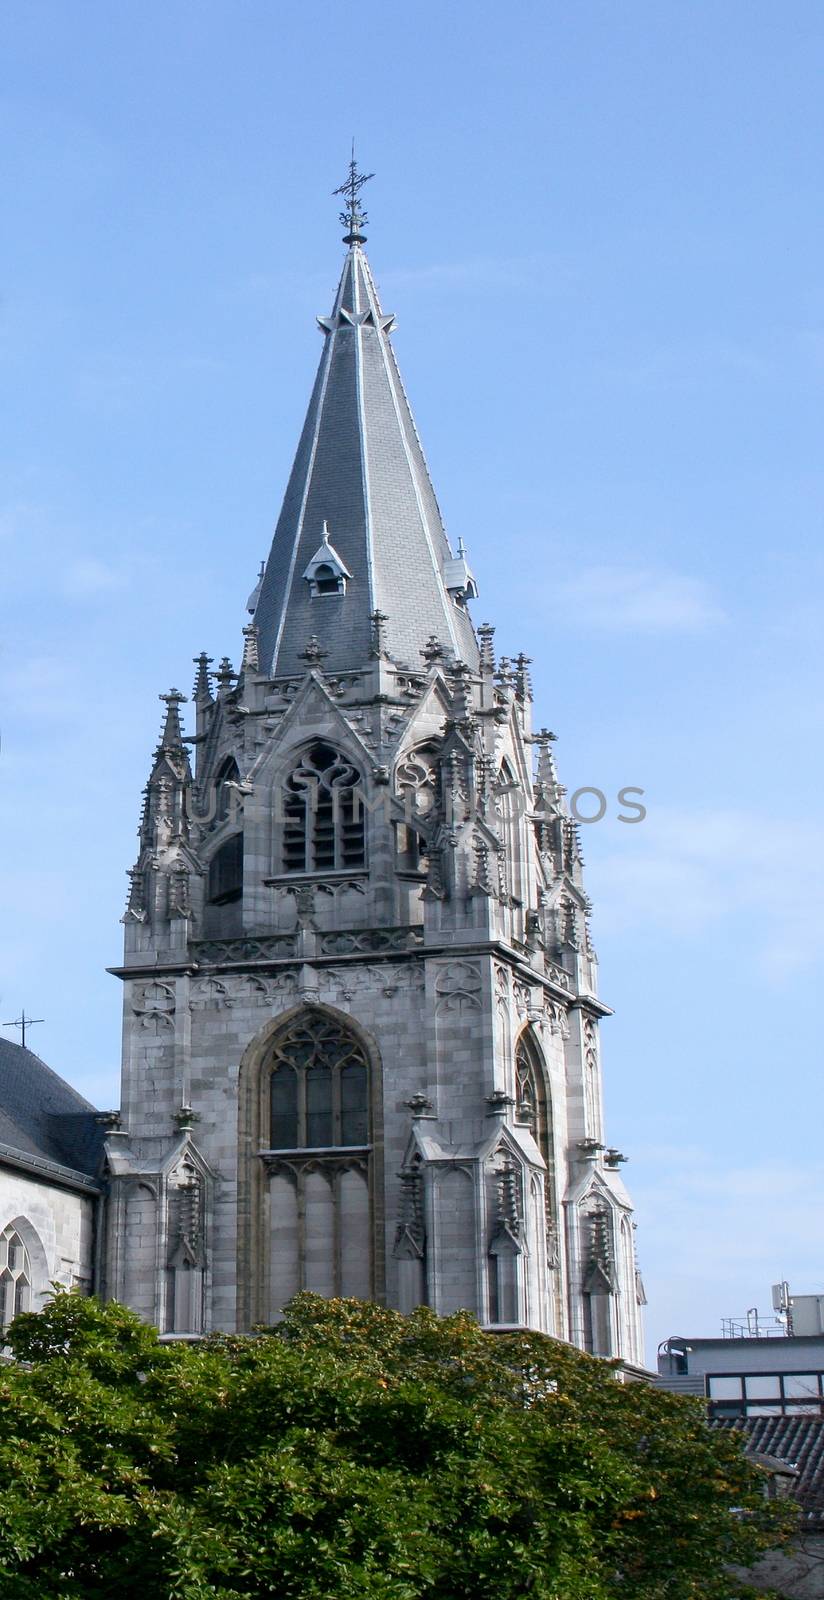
[213,756,240,824]
[312,563,344,596]
[302,525,352,598]
[515,1032,554,1186]
[395,744,440,871]
[0,1226,32,1331]
[282,742,365,873]
[269,1011,369,1150]
[707,1371,824,1418]
[208,832,244,904]
[496,760,524,904]
[261,1012,374,1315]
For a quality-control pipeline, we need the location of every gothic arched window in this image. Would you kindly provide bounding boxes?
[496,760,524,905]
[515,1030,557,1243]
[213,756,240,825]
[269,1011,369,1150]
[395,743,440,872]
[0,1225,32,1331]
[282,742,365,873]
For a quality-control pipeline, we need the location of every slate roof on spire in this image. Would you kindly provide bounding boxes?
[253,244,480,677]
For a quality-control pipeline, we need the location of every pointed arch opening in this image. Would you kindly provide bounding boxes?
[496,759,525,905]
[237,1005,383,1329]
[515,1028,559,1266]
[281,742,365,873]
[267,1010,370,1152]
[213,756,241,826]
[0,1224,32,1331]
[394,742,441,874]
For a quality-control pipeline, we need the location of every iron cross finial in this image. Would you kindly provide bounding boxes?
[2,1010,44,1050]
[333,142,374,245]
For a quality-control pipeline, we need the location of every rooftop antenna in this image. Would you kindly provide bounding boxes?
[333,142,374,245]
[3,1010,44,1050]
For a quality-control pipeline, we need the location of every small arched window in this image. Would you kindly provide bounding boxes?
[313,563,344,596]
[496,760,524,904]
[0,1225,32,1331]
[282,742,365,873]
[395,743,441,872]
[268,1012,369,1150]
[515,1030,556,1201]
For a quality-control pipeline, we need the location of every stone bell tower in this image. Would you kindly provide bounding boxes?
[103,162,645,1366]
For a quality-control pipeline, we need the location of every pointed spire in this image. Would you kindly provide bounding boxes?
[215,657,237,696]
[252,231,479,679]
[477,623,496,675]
[192,653,213,705]
[241,624,260,673]
[514,653,533,702]
[534,729,559,787]
[369,609,389,659]
[157,690,186,752]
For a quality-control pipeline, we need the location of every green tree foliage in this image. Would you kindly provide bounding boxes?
[0,1291,790,1599]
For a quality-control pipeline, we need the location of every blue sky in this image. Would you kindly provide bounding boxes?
[1,1,822,1359]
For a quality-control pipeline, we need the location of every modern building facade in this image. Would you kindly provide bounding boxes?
[658,1289,824,1418]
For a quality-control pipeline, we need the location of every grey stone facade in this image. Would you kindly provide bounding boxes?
[100,232,646,1365]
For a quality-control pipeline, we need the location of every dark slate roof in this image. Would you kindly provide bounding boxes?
[253,244,480,678]
[717,1416,824,1525]
[0,1038,104,1184]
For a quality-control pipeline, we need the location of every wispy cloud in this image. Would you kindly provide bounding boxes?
[62,558,124,598]
[592,805,824,978]
[633,1147,824,1352]
[552,566,725,633]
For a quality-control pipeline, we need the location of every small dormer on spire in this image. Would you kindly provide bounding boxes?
[246,561,265,616]
[302,522,353,598]
[442,537,479,607]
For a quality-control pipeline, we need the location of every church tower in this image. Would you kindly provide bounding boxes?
[104,164,645,1365]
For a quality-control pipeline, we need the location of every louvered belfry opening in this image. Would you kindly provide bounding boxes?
[282,741,365,873]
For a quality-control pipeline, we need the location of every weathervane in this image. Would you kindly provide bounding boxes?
[3,1010,44,1050]
[333,142,374,245]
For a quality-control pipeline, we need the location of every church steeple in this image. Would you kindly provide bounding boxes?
[252,165,479,678]
[106,171,645,1371]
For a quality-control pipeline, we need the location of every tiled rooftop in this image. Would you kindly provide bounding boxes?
[0,1039,103,1182]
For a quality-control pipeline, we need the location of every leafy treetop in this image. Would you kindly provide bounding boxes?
[0,1290,792,1600]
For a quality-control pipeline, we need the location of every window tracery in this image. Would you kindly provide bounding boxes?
[515,1030,557,1250]
[268,1011,369,1150]
[395,743,441,872]
[282,742,365,873]
[0,1226,31,1331]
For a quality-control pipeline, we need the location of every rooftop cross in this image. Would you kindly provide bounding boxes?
[2,1010,44,1050]
[333,143,374,246]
